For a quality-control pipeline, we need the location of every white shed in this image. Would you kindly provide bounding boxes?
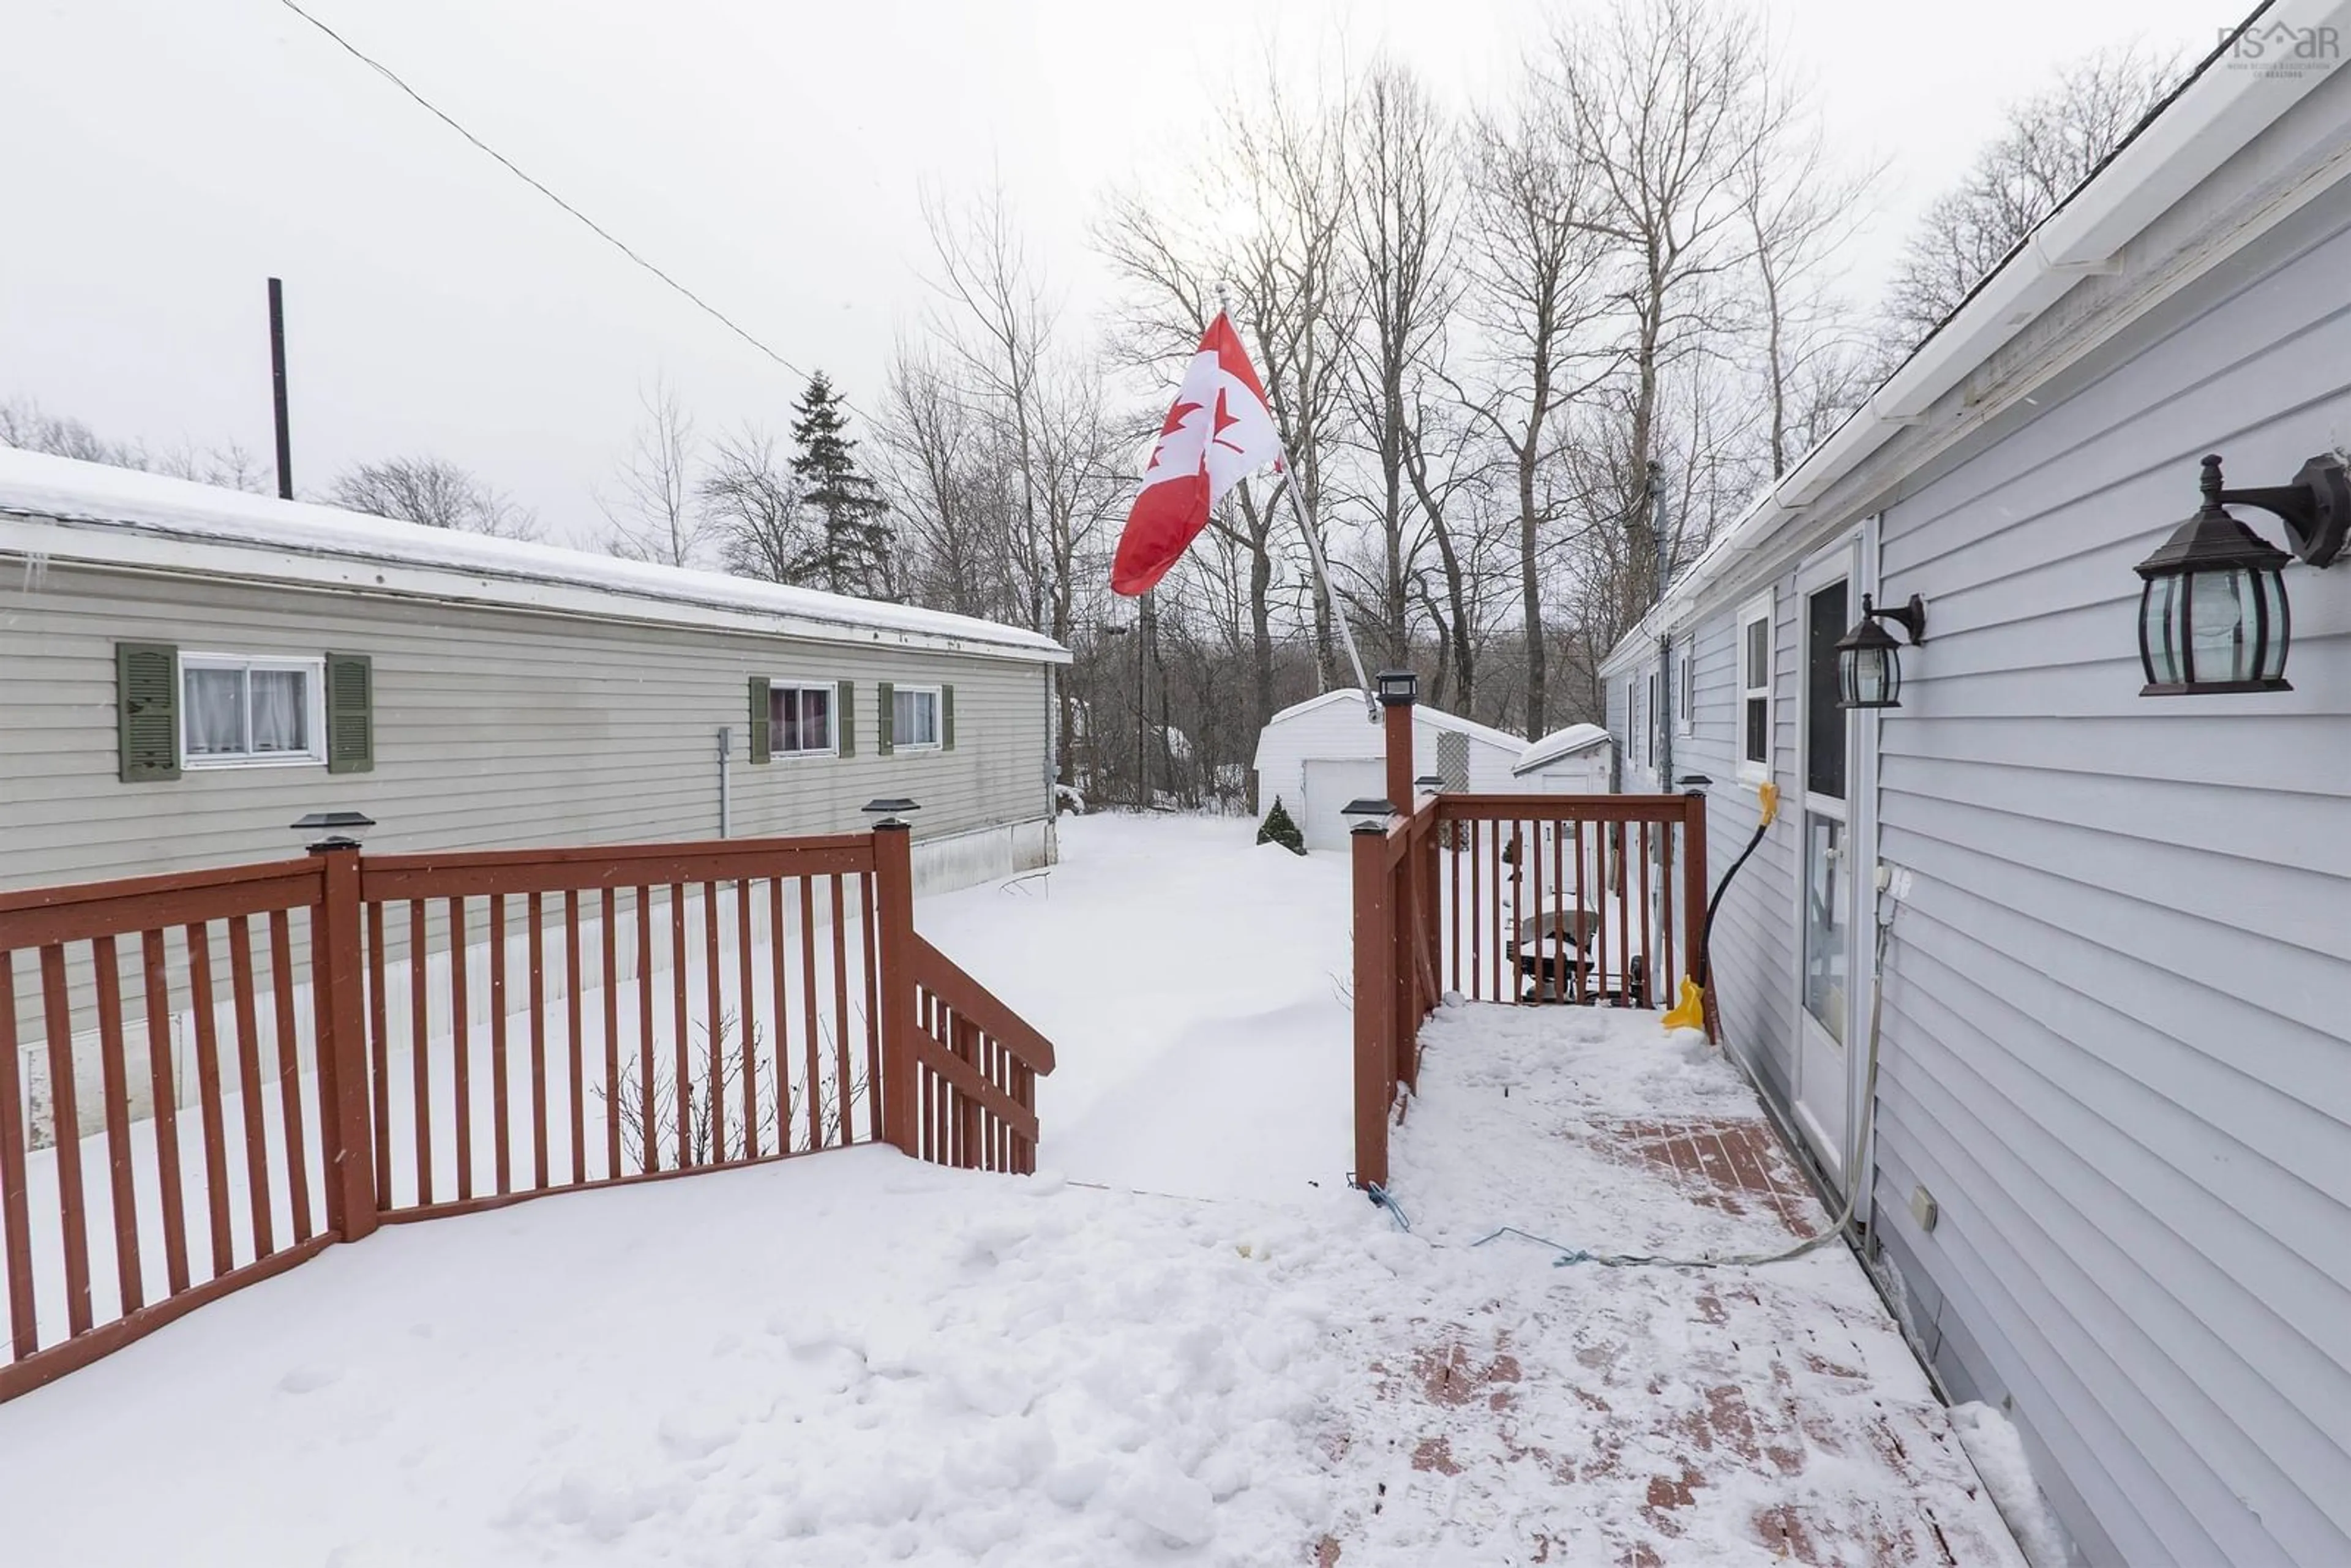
[1251,689,1523,850]
[1512,723,1614,794]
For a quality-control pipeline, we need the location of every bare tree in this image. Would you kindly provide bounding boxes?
[921,179,1055,635]
[921,182,1126,786]
[1,397,269,493]
[1884,44,2181,351]
[599,377,713,568]
[152,440,274,494]
[1553,0,1768,620]
[875,344,1009,621]
[328,457,541,539]
[1733,62,1878,479]
[1460,82,1611,735]
[0,397,143,467]
[1339,65,1460,673]
[1098,64,1360,733]
[697,427,812,583]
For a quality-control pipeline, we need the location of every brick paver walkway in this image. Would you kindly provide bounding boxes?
[1312,1007,2028,1566]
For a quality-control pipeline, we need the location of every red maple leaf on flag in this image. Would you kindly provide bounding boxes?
[1111,313,1283,596]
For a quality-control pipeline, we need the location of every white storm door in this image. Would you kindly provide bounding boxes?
[1792,547,1859,1184]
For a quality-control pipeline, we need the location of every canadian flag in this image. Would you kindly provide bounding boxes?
[1110,312,1283,596]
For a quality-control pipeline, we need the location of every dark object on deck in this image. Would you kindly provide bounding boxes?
[1508,910,1649,1008]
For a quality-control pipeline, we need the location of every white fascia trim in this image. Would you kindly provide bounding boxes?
[0,513,1073,666]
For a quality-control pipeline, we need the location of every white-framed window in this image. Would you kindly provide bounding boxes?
[1678,648,1695,737]
[1737,593,1774,783]
[1646,671,1659,768]
[892,685,943,750]
[180,654,327,768]
[768,682,836,756]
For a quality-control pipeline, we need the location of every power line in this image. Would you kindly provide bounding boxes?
[274,0,818,389]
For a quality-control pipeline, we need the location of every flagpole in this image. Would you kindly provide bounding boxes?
[1214,282,1374,723]
[1271,446,1376,724]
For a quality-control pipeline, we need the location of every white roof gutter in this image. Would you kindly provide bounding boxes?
[1603,0,2349,673]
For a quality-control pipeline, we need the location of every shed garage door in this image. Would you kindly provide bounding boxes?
[1302,759,1388,850]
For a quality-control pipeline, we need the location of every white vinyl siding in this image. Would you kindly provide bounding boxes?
[1606,138,2351,1568]
[0,563,1052,890]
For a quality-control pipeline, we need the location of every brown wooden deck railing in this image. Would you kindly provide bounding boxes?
[1350,701,1706,1188]
[0,823,1054,1403]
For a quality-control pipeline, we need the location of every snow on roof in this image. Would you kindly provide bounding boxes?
[1262,689,1524,750]
[0,446,1068,663]
[1513,724,1611,775]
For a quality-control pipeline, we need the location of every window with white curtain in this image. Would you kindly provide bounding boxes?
[768,683,835,755]
[893,685,942,749]
[181,655,325,767]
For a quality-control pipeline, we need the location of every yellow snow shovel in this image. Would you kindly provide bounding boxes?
[1662,784,1779,1034]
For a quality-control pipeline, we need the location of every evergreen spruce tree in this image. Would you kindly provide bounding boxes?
[787,371,893,598]
[1256,797,1307,856]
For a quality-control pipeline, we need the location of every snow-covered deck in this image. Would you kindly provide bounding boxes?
[1330,1005,2030,1564]
[0,818,2038,1564]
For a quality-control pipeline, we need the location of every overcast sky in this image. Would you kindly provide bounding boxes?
[2,0,2243,548]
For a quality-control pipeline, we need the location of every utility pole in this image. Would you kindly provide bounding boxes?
[268,278,293,500]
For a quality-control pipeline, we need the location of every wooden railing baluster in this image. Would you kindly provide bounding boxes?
[0,830,1052,1405]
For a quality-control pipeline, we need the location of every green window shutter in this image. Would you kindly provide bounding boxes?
[942,685,956,751]
[116,642,180,783]
[748,677,771,765]
[325,652,374,775]
[835,680,855,757]
[877,680,895,756]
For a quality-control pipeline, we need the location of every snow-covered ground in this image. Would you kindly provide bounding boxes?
[0,814,2038,1565]
[921,815,1357,1201]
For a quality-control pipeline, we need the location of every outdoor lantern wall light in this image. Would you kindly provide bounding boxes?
[1375,669,1419,707]
[2134,452,2347,695]
[291,810,374,850]
[1834,594,1929,710]
[1343,797,1397,834]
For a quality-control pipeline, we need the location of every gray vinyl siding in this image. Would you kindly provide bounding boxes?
[1591,68,2351,1568]
[0,562,1053,890]
[1672,601,1802,1111]
[1862,176,2351,1566]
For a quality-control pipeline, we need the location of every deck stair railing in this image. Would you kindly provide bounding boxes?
[1351,689,1706,1187]
[0,820,1052,1402]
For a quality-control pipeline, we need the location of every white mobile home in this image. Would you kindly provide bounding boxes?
[0,448,1068,893]
[1252,689,1521,850]
[1602,26,2350,1567]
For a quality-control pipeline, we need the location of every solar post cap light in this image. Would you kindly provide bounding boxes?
[1343,797,1397,834]
[2134,452,2347,696]
[1374,670,1419,707]
[290,810,375,850]
[861,798,921,828]
[1834,594,1927,710]
[1414,774,1445,794]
